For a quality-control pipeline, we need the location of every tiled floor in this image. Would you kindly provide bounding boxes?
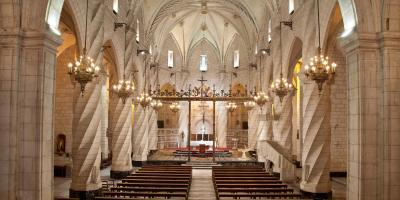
[188,169,217,200]
[54,166,111,198]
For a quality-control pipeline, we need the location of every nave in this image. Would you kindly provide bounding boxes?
[1,0,400,200]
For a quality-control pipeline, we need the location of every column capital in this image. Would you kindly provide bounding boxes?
[339,32,379,54]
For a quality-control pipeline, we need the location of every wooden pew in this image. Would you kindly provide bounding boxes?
[117,182,190,188]
[126,175,191,180]
[103,191,188,200]
[218,193,301,199]
[110,186,189,193]
[217,187,294,194]
[121,179,190,184]
[130,172,191,177]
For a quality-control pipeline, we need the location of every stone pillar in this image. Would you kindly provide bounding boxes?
[132,106,149,166]
[256,109,267,161]
[379,32,400,200]
[216,102,227,147]
[148,109,158,151]
[178,102,189,147]
[0,30,61,200]
[110,98,133,179]
[340,33,380,200]
[272,96,293,153]
[300,74,331,193]
[248,108,260,149]
[70,1,105,197]
[100,79,109,160]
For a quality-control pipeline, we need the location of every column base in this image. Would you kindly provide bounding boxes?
[70,188,102,200]
[132,161,147,167]
[301,190,332,200]
[110,170,133,179]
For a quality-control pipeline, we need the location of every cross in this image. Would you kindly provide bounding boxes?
[197,74,208,97]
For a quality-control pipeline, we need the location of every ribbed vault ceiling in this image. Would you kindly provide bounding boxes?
[143,0,279,63]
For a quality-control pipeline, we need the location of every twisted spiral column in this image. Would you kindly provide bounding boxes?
[248,109,260,149]
[132,106,149,162]
[300,81,331,193]
[110,97,133,178]
[178,72,190,147]
[70,0,105,195]
[216,102,228,147]
[272,96,293,153]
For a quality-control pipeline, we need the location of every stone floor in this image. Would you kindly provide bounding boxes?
[188,169,217,200]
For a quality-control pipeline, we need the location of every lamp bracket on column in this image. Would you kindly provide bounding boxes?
[280,21,293,30]
[114,22,128,31]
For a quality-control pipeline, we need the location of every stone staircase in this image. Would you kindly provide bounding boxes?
[188,169,217,200]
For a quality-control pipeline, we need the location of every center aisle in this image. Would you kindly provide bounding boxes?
[189,169,217,200]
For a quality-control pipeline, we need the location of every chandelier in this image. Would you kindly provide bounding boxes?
[271,21,294,102]
[137,92,152,108]
[169,102,181,113]
[150,100,163,111]
[253,91,269,107]
[271,73,293,102]
[67,0,100,95]
[111,23,135,104]
[305,0,337,93]
[243,100,256,110]
[253,50,270,107]
[226,102,238,112]
[112,80,135,104]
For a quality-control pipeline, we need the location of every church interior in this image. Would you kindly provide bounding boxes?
[0,0,399,199]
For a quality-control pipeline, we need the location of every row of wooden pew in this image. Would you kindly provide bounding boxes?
[96,165,192,200]
[212,166,302,199]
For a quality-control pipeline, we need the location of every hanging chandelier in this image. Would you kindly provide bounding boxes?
[253,91,269,107]
[150,99,163,111]
[111,23,135,104]
[226,102,238,112]
[67,0,100,95]
[253,48,270,107]
[271,21,294,102]
[137,92,152,108]
[112,80,135,104]
[304,0,337,93]
[271,73,293,102]
[244,100,256,110]
[170,102,181,113]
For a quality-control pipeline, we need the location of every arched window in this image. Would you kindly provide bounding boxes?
[289,0,295,14]
[199,55,208,72]
[113,0,119,14]
[233,50,240,68]
[268,19,272,43]
[168,50,174,68]
[136,19,140,42]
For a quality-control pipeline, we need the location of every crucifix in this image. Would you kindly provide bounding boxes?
[197,73,208,97]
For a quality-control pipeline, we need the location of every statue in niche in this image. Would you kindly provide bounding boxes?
[56,134,66,155]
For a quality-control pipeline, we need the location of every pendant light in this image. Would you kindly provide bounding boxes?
[271,21,294,102]
[67,0,100,95]
[304,0,337,93]
[253,50,269,107]
[111,23,135,104]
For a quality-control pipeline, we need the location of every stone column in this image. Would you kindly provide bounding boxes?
[340,33,380,200]
[379,32,400,200]
[178,102,189,147]
[272,95,293,153]
[0,30,61,200]
[256,109,267,161]
[100,79,109,160]
[70,1,105,197]
[300,73,331,193]
[248,108,260,149]
[147,109,158,151]
[216,102,227,147]
[110,98,133,179]
[132,106,149,165]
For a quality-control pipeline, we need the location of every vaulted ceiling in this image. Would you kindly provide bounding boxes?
[142,0,279,64]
